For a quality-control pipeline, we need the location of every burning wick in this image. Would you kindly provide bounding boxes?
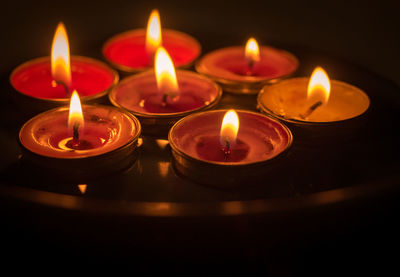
[220,110,239,161]
[65,90,89,150]
[245,38,260,75]
[51,22,72,97]
[300,101,323,119]
[222,139,231,160]
[52,79,71,96]
[300,66,331,120]
[146,9,162,63]
[72,121,80,145]
[155,47,179,107]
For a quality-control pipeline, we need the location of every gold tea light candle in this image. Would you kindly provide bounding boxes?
[257,66,370,144]
[168,109,293,187]
[19,91,141,178]
[110,47,222,137]
[196,38,298,94]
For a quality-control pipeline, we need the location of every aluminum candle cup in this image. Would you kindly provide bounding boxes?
[257,77,370,146]
[109,69,222,137]
[168,110,293,187]
[19,105,141,178]
[103,29,201,74]
[196,40,298,95]
[103,10,201,74]
[10,56,118,115]
[10,22,119,116]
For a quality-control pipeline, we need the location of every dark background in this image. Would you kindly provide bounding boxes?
[1,0,400,274]
[2,0,399,86]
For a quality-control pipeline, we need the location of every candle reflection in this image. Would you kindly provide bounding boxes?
[78,184,87,194]
[158,161,170,178]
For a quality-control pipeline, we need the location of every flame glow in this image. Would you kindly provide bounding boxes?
[78,184,87,194]
[51,22,71,86]
[307,66,331,104]
[155,47,179,94]
[220,110,239,146]
[146,9,162,55]
[68,90,84,129]
[245,37,260,64]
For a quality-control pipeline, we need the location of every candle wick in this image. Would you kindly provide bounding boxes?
[72,122,80,145]
[222,140,231,161]
[53,79,71,97]
[161,92,178,107]
[246,60,255,76]
[161,94,168,107]
[300,101,323,119]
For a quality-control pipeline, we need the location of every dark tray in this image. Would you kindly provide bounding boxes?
[1,42,399,271]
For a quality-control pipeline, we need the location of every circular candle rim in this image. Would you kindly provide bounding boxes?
[102,28,202,73]
[10,55,119,103]
[195,45,299,85]
[168,109,293,166]
[109,69,223,119]
[18,104,142,160]
[257,77,371,125]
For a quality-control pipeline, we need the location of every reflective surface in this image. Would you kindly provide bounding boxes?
[1,43,400,217]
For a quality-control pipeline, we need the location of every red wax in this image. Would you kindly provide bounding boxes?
[196,136,250,162]
[169,110,292,164]
[49,128,109,150]
[10,56,117,99]
[196,45,298,82]
[111,70,220,115]
[103,29,201,72]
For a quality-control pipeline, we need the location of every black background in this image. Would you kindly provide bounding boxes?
[2,0,399,86]
[1,0,400,274]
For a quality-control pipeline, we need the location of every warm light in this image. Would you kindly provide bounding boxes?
[158,161,170,178]
[78,184,87,194]
[307,66,331,104]
[68,90,84,129]
[155,47,179,94]
[220,110,239,146]
[51,22,71,86]
[245,37,260,64]
[146,9,162,55]
[156,139,169,150]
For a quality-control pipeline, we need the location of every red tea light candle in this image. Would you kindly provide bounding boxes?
[10,22,118,115]
[19,91,141,178]
[196,37,299,94]
[257,67,370,145]
[109,47,222,137]
[168,109,293,187]
[103,9,201,74]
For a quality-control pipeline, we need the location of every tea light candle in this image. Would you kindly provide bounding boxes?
[109,47,222,137]
[19,91,141,178]
[168,109,293,187]
[103,9,201,74]
[10,22,118,115]
[257,67,370,144]
[196,37,298,94]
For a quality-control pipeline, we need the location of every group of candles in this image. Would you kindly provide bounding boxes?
[11,10,370,185]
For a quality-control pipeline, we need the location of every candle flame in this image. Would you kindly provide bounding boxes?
[68,90,84,129]
[155,46,179,94]
[245,37,260,64]
[220,110,239,146]
[307,66,331,104]
[146,9,162,55]
[51,22,71,86]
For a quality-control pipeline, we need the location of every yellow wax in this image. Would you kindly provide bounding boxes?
[258,78,370,122]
